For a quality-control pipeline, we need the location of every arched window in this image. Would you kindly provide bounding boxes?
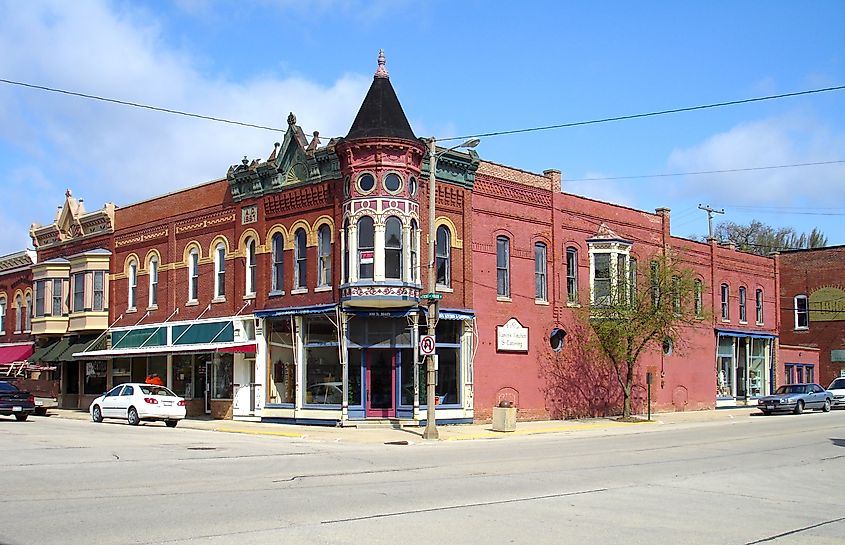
[410,219,419,283]
[738,286,747,322]
[149,257,158,307]
[271,233,284,292]
[245,239,256,295]
[566,247,578,304]
[0,298,5,334]
[317,224,331,287]
[358,216,374,280]
[128,259,138,309]
[496,235,510,298]
[385,216,403,280]
[720,283,729,321]
[342,219,350,284]
[214,243,226,298]
[294,229,307,289]
[672,276,681,314]
[535,242,547,302]
[188,248,199,302]
[436,225,451,287]
[756,289,764,324]
[14,294,22,333]
[794,294,808,329]
[25,293,31,331]
[694,279,703,317]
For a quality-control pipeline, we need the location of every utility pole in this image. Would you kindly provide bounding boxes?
[698,204,725,241]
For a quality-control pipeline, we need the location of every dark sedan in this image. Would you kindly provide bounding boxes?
[757,383,832,415]
[0,381,36,421]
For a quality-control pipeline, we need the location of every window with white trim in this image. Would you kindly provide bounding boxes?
[794,294,808,329]
[566,247,578,304]
[148,258,158,307]
[0,298,5,334]
[14,295,22,333]
[385,216,402,280]
[25,293,31,331]
[535,242,547,302]
[246,239,257,295]
[410,219,419,283]
[317,225,331,287]
[271,233,284,292]
[358,216,374,280]
[127,261,137,310]
[52,278,63,316]
[214,243,226,298]
[35,281,45,317]
[188,248,199,302]
[720,283,729,321]
[436,225,451,288]
[756,288,763,324]
[588,241,633,308]
[72,272,85,312]
[694,279,703,317]
[496,236,510,298]
[294,229,307,289]
[739,286,747,323]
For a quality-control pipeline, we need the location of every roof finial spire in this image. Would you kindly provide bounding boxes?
[375,48,389,79]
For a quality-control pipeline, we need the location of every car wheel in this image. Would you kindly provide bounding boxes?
[165,420,178,428]
[15,413,28,422]
[794,400,804,415]
[34,407,47,416]
[761,410,771,416]
[127,407,140,426]
[92,405,103,423]
[822,399,831,412]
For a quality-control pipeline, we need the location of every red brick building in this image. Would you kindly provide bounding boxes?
[25,52,785,423]
[0,250,36,375]
[778,246,845,386]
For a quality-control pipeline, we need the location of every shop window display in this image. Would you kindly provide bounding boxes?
[211,354,233,399]
[172,355,194,398]
[112,358,131,387]
[84,361,107,394]
[304,315,341,405]
[400,348,414,406]
[717,336,734,398]
[268,319,295,405]
[348,348,362,406]
[748,339,769,397]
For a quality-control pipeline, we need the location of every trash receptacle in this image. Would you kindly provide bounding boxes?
[491,400,517,432]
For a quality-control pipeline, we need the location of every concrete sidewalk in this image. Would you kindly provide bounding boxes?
[42,405,761,444]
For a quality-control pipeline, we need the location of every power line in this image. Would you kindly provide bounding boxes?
[0,78,287,133]
[564,160,845,182]
[439,85,845,142]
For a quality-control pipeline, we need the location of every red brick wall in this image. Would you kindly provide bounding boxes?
[0,267,33,343]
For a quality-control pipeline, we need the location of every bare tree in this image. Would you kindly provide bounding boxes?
[692,220,827,255]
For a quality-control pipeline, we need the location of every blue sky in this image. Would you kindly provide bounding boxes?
[1,0,844,254]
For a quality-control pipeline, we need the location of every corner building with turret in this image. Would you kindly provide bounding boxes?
[29,52,790,424]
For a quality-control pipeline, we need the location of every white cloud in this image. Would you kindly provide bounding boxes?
[0,0,371,253]
[666,113,845,205]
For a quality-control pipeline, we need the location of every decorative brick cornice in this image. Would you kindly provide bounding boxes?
[436,184,465,212]
[115,226,169,249]
[264,184,333,218]
[476,161,553,190]
[474,177,551,208]
[175,210,236,236]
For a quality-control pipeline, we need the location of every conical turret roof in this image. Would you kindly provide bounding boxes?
[346,50,417,141]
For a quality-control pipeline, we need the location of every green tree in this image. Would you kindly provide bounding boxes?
[587,253,702,419]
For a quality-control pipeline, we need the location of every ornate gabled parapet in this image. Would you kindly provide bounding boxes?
[30,190,115,249]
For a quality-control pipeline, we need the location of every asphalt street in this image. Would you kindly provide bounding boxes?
[1,411,844,545]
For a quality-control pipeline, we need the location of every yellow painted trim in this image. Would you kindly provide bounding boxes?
[434,216,463,249]
[288,220,311,249]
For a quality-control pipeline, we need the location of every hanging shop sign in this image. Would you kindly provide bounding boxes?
[496,318,529,352]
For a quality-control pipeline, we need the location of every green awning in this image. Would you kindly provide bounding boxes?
[28,337,72,363]
[56,337,101,362]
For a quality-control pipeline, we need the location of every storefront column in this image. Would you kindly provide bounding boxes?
[374,223,385,281]
[340,311,350,421]
[348,224,359,283]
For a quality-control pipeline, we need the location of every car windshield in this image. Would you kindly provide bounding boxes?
[0,382,19,393]
[829,379,845,390]
[139,385,177,397]
[775,385,806,395]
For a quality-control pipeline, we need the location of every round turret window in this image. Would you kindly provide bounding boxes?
[384,172,402,193]
[358,173,375,193]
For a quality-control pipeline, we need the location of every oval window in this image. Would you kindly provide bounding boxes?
[358,173,375,192]
[343,175,351,197]
[384,172,402,192]
[550,328,566,352]
[409,176,417,196]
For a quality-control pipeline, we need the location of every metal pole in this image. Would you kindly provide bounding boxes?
[698,204,725,241]
[423,137,439,440]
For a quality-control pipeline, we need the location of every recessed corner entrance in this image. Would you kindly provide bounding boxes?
[366,350,396,418]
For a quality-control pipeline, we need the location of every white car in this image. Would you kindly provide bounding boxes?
[828,377,845,409]
[89,383,186,427]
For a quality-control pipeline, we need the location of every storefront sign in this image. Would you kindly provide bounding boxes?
[496,318,528,352]
[809,286,845,321]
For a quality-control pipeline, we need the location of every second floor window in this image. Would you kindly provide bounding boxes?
[52,278,63,316]
[385,216,402,280]
[188,249,199,302]
[246,239,257,295]
[720,284,730,320]
[0,299,5,333]
[14,295,22,332]
[535,242,547,301]
[496,236,510,298]
[128,261,137,310]
[148,258,158,307]
[215,243,226,298]
[566,247,578,304]
[358,217,374,280]
[35,281,45,317]
[73,272,85,312]
[694,279,703,317]
[93,271,105,311]
[794,294,809,329]
[25,293,31,330]
[410,219,419,283]
[272,233,284,292]
[672,276,681,314]
[739,286,747,322]
[593,253,612,306]
[317,225,331,287]
[436,225,451,287]
[756,289,763,324]
[294,229,307,289]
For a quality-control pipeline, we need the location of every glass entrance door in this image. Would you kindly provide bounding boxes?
[366,350,395,418]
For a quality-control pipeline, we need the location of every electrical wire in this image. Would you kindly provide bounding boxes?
[564,160,845,182]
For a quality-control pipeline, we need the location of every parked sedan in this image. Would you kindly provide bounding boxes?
[89,383,186,427]
[828,377,845,409]
[0,381,36,421]
[757,383,832,415]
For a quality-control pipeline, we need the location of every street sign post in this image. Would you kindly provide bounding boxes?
[420,292,443,300]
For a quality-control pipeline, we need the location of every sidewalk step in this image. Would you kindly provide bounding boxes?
[345,419,418,430]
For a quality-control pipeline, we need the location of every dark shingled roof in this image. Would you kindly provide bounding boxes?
[346,75,417,141]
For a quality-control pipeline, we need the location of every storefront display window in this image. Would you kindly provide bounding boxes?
[436,348,460,405]
[211,354,233,399]
[400,348,414,406]
[84,361,107,394]
[748,339,769,397]
[172,355,194,398]
[149,355,167,384]
[717,336,734,398]
[304,315,341,406]
[348,348,362,406]
[268,319,295,405]
[112,359,131,387]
